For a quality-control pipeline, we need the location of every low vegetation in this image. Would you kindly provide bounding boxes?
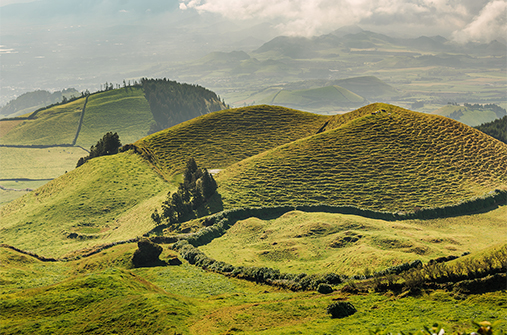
[217,103,507,211]
[135,105,330,178]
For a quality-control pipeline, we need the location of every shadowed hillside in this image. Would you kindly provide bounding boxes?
[217,103,507,211]
[135,105,330,178]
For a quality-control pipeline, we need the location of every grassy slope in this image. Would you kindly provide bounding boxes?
[135,105,330,178]
[217,103,507,211]
[0,146,87,179]
[333,76,398,99]
[1,244,505,334]
[76,88,154,148]
[200,207,507,276]
[0,151,170,257]
[0,98,85,145]
[432,105,499,126]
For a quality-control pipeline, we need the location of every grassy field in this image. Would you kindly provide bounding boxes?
[76,88,154,148]
[0,146,87,179]
[0,151,171,257]
[135,105,330,178]
[1,243,505,334]
[217,103,507,211]
[199,207,507,276]
[0,98,86,146]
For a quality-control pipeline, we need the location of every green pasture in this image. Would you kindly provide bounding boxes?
[217,104,507,211]
[76,88,154,148]
[199,207,507,276]
[0,98,86,146]
[0,151,171,258]
[136,105,330,178]
[1,243,505,334]
[0,146,87,180]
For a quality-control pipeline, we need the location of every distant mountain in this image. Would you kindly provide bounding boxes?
[0,88,79,119]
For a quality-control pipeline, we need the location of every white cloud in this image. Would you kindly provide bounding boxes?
[452,0,507,43]
[179,0,506,40]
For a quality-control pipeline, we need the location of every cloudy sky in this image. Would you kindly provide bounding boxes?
[179,0,507,42]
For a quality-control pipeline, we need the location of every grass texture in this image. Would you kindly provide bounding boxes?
[76,88,154,148]
[0,151,171,257]
[217,103,507,211]
[1,243,505,334]
[199,207,507,276]
[0,98,86,146]
[135,105,330,178]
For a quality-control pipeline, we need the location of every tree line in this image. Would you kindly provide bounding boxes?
[141,78,228,134]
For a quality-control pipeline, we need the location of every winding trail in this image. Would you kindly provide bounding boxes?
[72,94,88,146]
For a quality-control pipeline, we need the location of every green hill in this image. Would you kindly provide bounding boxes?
[75,88,154,148]
[263,85,366,112]
[432,103,506,127]
[135,105,330,179]
[216,103,507,211]
[0,151,170,257]
[0,97,86,146]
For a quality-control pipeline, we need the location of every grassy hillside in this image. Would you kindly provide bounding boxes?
[432,104,504,126]
[0,147,87,180]
[76,88,154,148]
[217,103,507,211]
[0,97,86,146]
[0,151,170,257]
[333,76,398,99]
[135,105,330,178]
[200,207,507,276]
[1,243,505,334]
[263,85,366,112]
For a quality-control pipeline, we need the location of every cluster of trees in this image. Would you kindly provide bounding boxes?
[76,132,122,167]
[152,158,218,225]
[141,78,228,134]
[475,115,507,144]
[463,103,506,118]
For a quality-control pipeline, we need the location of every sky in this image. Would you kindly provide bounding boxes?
[179,0,507,43]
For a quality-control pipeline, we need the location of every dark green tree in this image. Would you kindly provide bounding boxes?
[76,132,122,167]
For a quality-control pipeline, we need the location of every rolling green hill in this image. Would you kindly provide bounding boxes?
[200,207,507,276]
[262,85,366,112]
[216,103,507,211]
[0,97,86,146]
[0,151,170,257]
[432,103,506,127]
[135,105,330,179]
[75,88,154,148]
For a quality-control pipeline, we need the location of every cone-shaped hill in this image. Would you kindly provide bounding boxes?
[134,105,330,178]
[216,103,507,212]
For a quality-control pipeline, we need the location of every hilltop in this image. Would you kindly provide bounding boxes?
[217,103,507,211]
[135,105,330,178]
[0,80,227,205]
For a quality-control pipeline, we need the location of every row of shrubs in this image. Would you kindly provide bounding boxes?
[174,189,506,250]
[173,239,341,291]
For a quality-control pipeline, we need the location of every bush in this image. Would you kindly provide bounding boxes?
[326,301,357,318]
[132,239,163,267]
[317,283,333,294]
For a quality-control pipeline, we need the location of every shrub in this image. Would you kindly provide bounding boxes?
[132,238,163,267]
[317,283,333,294]
[326,301,357,318]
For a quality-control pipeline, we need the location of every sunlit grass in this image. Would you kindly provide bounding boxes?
[217,103,507,211]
